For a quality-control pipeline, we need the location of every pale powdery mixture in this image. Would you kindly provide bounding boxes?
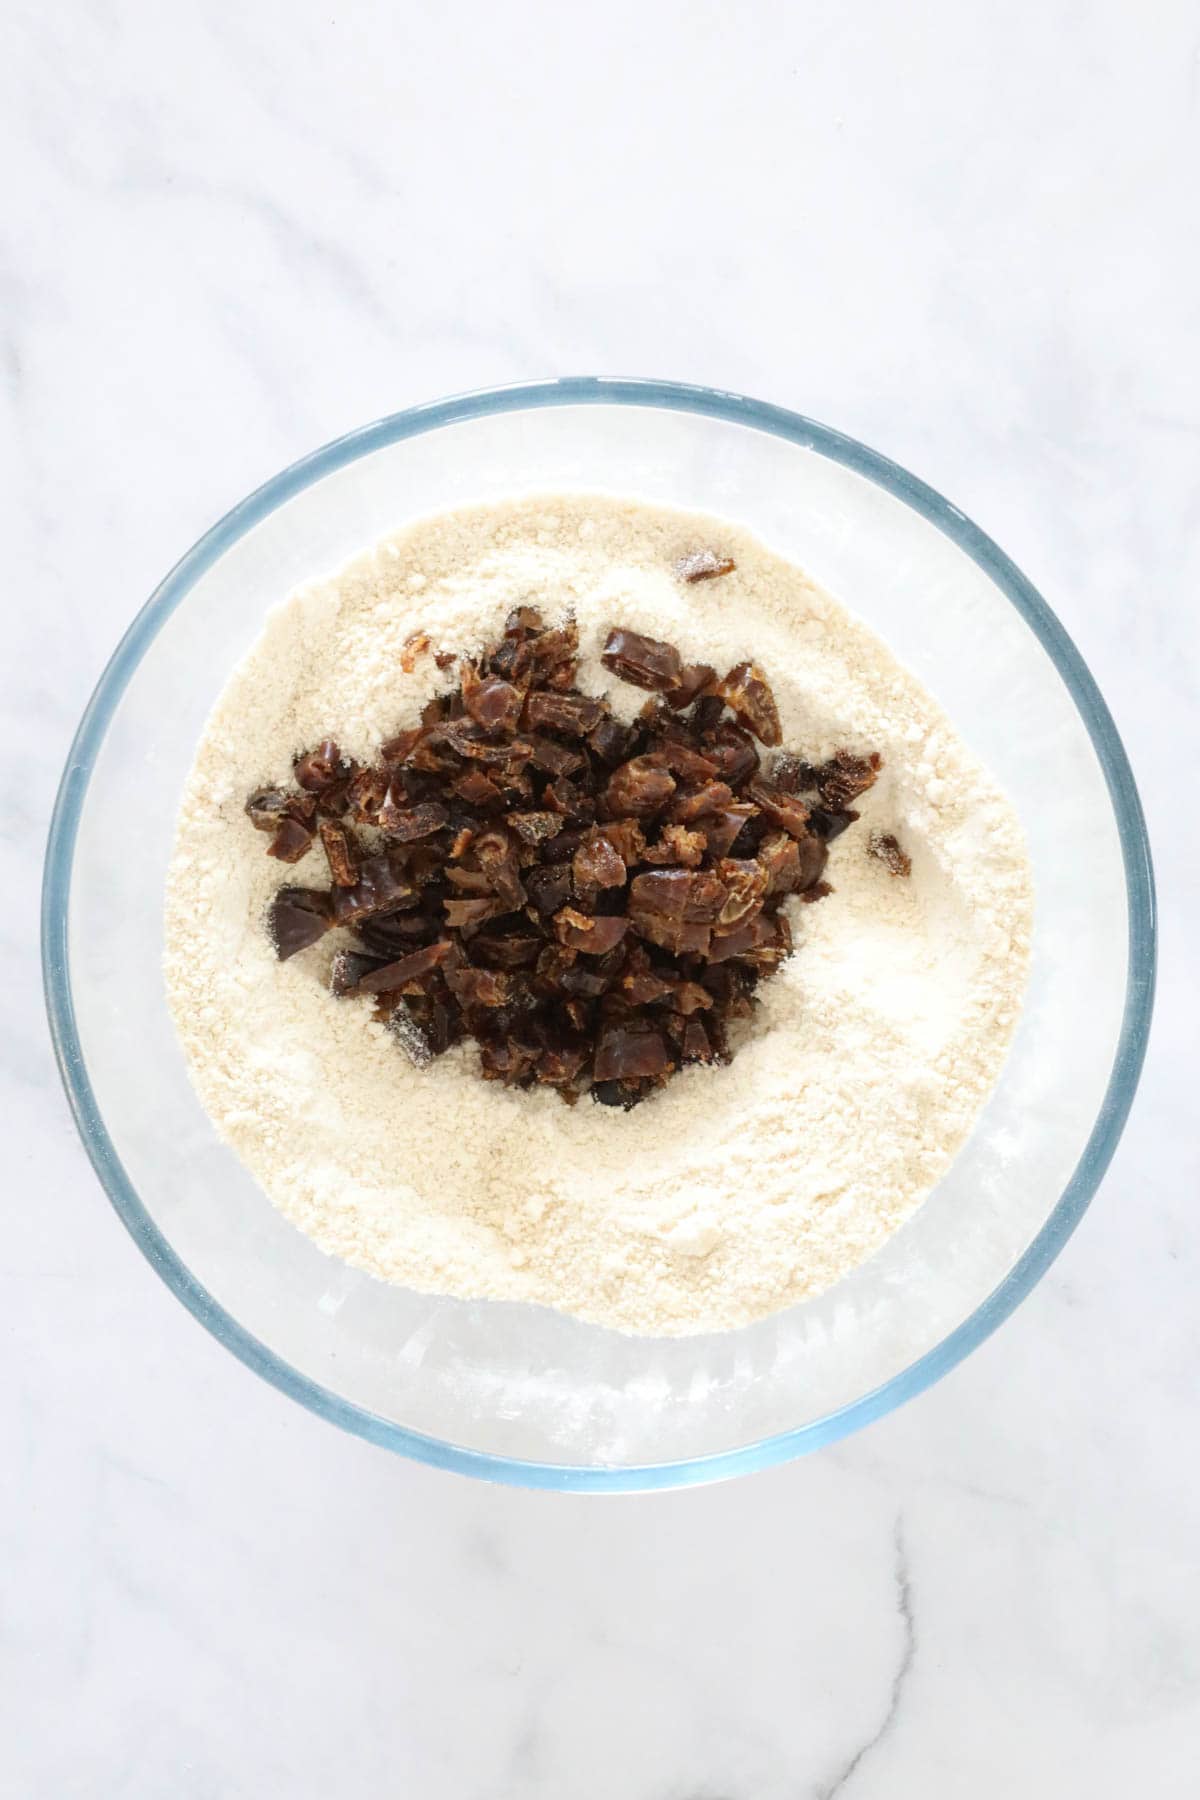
[164,496,1032,1335]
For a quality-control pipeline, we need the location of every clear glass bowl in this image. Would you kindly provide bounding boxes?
[42,379,1155,1491]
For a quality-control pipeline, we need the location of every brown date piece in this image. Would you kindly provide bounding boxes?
[319,820,359,886]
[293,739,346,792]
[267,887,333,960]
[674,550,736,583]
[350,940,454,994]
[573,832,626,890]
[868,831,912,878]
[246,787,311,832]
[601,756,676,820]
[719,663,782,746]
[666,663,717,709]
[593,1025,673,1082]
[267,816,315,863]
[810,750,882,811]
[601,628,683,693]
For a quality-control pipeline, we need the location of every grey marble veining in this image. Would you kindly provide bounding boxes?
[3,1,1198,1794]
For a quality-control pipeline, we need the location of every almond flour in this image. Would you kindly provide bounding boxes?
[163,495,1032,1335]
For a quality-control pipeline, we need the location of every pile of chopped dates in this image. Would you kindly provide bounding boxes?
[247,593,885,1108]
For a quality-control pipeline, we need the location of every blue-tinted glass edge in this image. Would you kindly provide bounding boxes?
[40,377,1157,1492]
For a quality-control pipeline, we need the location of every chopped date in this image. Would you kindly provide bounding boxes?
[330,855,417,925]
[380,727,424,768]
[524,691,604,736]
[538,1043,588,1088]
[587,716,631,766]
[573,832,626,890]
[675,549,736,583]
[706,724,760,786]
[330,950,384,996]
[593,1025,673,1082]
[702,806,755,859]
[525,863,573,917]
[479,1037,538,1084]
[293,740,348,792]
[650,739,719,781]
[446,965,511,1009]
[400,633,430,673]
[601,755,676,819]
[666,663,717,708]
[267,886,333,960]
[667,780,734,824]
[794,834,829,892]
[246,787,311,832]
[746,778,811,840]
[471,932,543,969]
[642,825,706,867]
[868,831,912,877]
[267,815,315,863]
[462,671,525,733]
[443,896,502,931]
[345,766,389,823]
[249,597,881,1105]
[319,819,359,886]
[808,805,859,841]
[379,795,449,842]
[601,627,683,693]
[510,811,563,846]
[555,909,629,955]
[690,693,726,735]
[453,767,504,808]
[350,940,454,995]
[719,663,782,746]
[591,1078,642,1109]
[811,750,882,811]
[620,956,675,1005]
[558,961,611,999]
[445,865,495,894]
[529,735,585,777]
[594,821,643,871]
[357,911,438,955]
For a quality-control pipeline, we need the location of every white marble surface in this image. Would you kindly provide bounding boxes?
[5,2,1198,1793]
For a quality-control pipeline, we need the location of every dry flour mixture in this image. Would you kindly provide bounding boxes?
[164,495,1032,1334]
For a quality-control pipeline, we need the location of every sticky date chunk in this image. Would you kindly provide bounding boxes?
[330,950,384,996]
[675,549,736,583]
[823,752,882,809]
[268,887,332,960]
[293,740,348,792]
[249,596,883,1107]
[594,1025,673,1082]
[602,756,676,819]
[666,663,716,709]
[555,909,629,955]
[379,796,449,842]
[246,787,312,832]
[462,671,524,733]
[601,628,683,693]
[331,855,417,925]
[267,815,314,863]
[318,820,359,886]
[868,831,912,877]
[573,832,625,890]
[349,940,453,995]
[719,663,782,747]
[524,691,604,736]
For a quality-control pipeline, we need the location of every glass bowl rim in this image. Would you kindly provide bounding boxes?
[41,376,1157,1492]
